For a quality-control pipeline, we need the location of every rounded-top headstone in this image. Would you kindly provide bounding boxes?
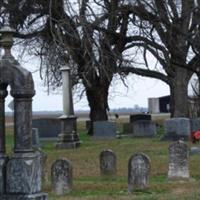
[51,158,73,195]
[128,153,151,192]
[99,149,116,178]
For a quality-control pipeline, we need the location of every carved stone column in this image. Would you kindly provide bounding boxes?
[55,66,80,149]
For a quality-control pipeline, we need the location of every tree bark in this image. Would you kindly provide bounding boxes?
[169,68,191,117]
[85,84,110,135]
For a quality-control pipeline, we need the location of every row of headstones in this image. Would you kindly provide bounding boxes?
[51,140,189,195]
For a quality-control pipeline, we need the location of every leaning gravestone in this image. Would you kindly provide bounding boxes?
[168,140,189,180]
[100,149,116,178]
[93,121,116,139]
[128,153,151,192]
[163,118,190,141]
[51,159,73,195]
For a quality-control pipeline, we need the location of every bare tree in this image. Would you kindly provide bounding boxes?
[116,0,200,117]
[1,0,200,126]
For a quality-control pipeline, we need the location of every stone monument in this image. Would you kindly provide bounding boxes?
[55,66,80,148]
[128,153,151,192]
[168,140,189,180]
[99,149,116,178]
[0,24,47,199]
[51,158,73,195]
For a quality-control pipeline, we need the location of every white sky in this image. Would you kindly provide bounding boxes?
[5,70,170,112]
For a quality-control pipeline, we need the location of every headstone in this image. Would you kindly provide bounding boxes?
[162,118,190,141]
[32,128,40,149]
[129,114,151,123]
[168,140,189,180]
[128,153,151,192]
[190,146,200,155]
[190,118,200,132]
[123,121,156,137]
[51,159,73,195]
[93,121,116,139]
[132,120,156,137]
[100,149,116,178]
[32,118,61,139]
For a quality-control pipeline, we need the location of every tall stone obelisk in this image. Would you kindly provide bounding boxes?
[55,66,81,149]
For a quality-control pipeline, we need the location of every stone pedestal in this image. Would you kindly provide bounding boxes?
[55,116,81,149]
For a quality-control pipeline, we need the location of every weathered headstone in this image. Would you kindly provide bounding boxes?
[190,146,200,155]
[163,118,190,141]
[128,153,151,192]
[129,114,151,123]
[190,118,200,132]
[32,128,40,149]
[123,121,156,137]
[93,121,116,139]
[100,149,116,178]
[32,118,61,139]
[168,140,189,180]
[51,159,73,195]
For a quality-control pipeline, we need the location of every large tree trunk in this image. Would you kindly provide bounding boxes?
[170,68,191,117]
[85,83,110,135]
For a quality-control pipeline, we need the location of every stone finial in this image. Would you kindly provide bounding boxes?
[0,24,16,59]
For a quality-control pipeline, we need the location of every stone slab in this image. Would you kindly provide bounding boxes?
[32,118,61,138]
[190,147,200,155]
[93,121,116,139]
[162,118,190,141]
[190,118,200,132]
[123,121,156,137]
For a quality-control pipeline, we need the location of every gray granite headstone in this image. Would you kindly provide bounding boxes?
[190,118,200,132]
[163,118,190,141]
[132,120,156,137]
[93,121,116,139]
[32,118,61,139]
[51,159,73,195]
[130,114,151,123]
[168,140,189,180]
[100,149,116,178]
[123,121,156,137]
[190,146,200,155]
[128,153,151,192]
[32,128,40,149]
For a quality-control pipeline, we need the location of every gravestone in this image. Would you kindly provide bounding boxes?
[123,121,156,137]
[129,114,151,123]
[168,140,189,180]
[32,128,40,149]
[190,147,200,155]
[132,120,156,137]
[93,121,116,139]
[0,25,47,199]
[100,149,116,178]
[51,159,73,195]
[32,118,61,139]
[163,118,190,141]
[128,153,151,192]
[190,118,200,132]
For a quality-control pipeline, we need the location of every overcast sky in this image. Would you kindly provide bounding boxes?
[5,71,169,112]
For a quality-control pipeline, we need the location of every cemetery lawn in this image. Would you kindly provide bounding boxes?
[5,127,200,200]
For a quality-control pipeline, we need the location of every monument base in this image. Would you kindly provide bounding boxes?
[1,193,48,200]
[55,116,81,149]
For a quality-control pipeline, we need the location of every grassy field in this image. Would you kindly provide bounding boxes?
[5,120,200,200]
